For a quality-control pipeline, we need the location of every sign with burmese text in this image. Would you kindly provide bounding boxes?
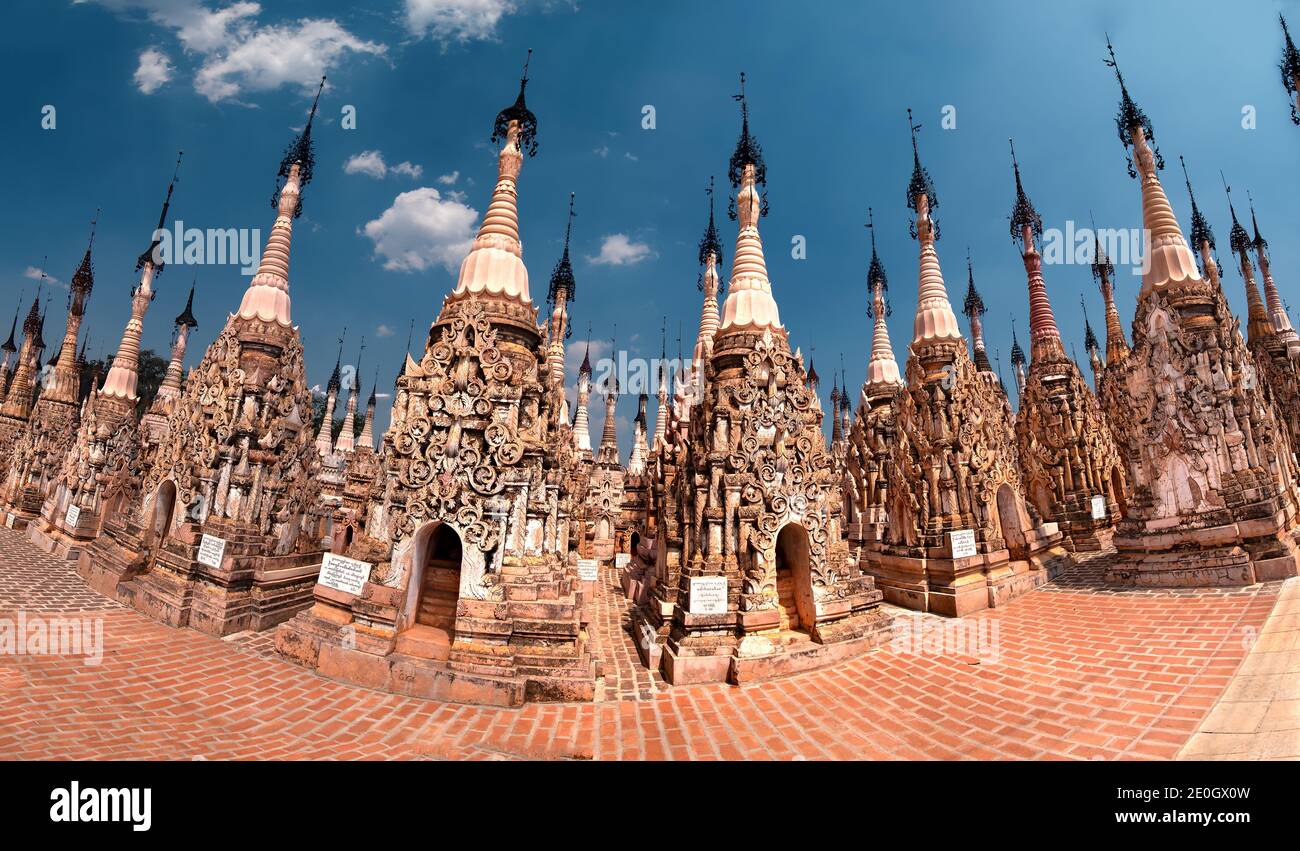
[949,529,977,559]
[318,553,373,596]
[577,559,599,581]
[63,503,81,528]
[1091,495,1107,520]
[615,553,631,568]
[197,534,227,569]
[689,576,728,615]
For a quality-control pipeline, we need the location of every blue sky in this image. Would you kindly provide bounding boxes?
[2,0,1299,459]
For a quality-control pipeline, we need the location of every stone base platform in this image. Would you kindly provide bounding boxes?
[864,527,1071,616]
[78,518,325,637]
[1107,510,1300,587]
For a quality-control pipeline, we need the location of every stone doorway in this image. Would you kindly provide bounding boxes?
[1110,467,1128,518]
[416,524,462,635]
[149,481,177,548]
[774,523,815,637]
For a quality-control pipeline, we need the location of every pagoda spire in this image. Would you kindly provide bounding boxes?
[719,73,782,336]
[101,156,182,404]
[357,366,378,451]
[1008,140,1063,363]
[1179,156,1221,286]
[151,280,199,412]
[1082,294,1103,381]
[1009,316,1026,398]
[448,51,538,310]
[962,248,994,373]
[316,328,345,456]
[239,78,323,328]
[863,207,902,397]
[1090,212,1129,365]
[1104,37,1199,300]
[596,331,620,466]
[573,324,593,456]
[1224,180,1273,347]
[0,275,45,418]
[1281,15,1300,125]
[45,212,98,404]
[692,176,723,396]
[628,392,648,475]
[653,318,668,450]
[906,108,961,349]
[336,337,364,454]
[1246,192,1299,352]
[545,192,576,386]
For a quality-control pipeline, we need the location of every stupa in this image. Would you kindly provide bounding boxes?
[655,77,890,685]
[1098,42,1300,586]
[79,82,327,632]
[862,112,1066,616]
[2,217,98,530]
[277,57,597,706]
[1006,141,1124,552]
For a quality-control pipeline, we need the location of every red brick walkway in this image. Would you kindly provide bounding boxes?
[0,528,1279,759]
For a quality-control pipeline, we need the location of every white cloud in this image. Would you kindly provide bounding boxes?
[376,324,395,338]
[391,161,423,179]
[588,234,653,267]
[624,152,638,162]
[403,0,515,42]
[592,145,609,158]
[24,266,64,289]
[87,1,385,103]
[343,150,388,179]
[134,46,174,94]
[343,150,424,180]
[437,170,460,185]
[362,187,478,273]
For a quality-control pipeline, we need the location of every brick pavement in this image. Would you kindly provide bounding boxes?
[0,527,1283,760]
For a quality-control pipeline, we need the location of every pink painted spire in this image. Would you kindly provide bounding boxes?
[863,208,902,397]
[316,331,344,456]
[1246,193,1300,352]
[101,153,182,403]
[906,109,962,349]
[1104,39,1200,301]
[336,338,364,454]
[449,51,537,308]
[1225,183,1274,347]
[573,328,593,456]
[238,79,323,328]
[693,177,723,376]
[1008,140,1063,362]
[357,371,378,452]
[45,213,97,405]
[545,192,576,386]
[719,74,782,336]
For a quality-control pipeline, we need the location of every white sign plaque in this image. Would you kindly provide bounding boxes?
[197,534,227,569]
[577,558,599,581]
[318,553,373,596]
[64,503,81,528]
[1090,495,1107,520]
[615,553,631,569]
[949,529,977,559]
[689,576,728,615]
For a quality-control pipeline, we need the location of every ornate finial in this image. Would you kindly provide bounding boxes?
[906,107,938,239]
[273,77,324,217]
[327,326,345,395]
[174,279,198,329]
[1088,211,1115,283]
[1246,189,1267,255]
[492,49,538,157]
[25,259,46,338]
[865,207,889,318]
[1281,15,1300,124]
[548,192,577,308]
[728,72,767,198]
[963,247,985,318]
[1104,35,1162,178]
[138,151,183,274]
[1082,294,1099,353]
[1222,173,1252,257]
[1008,139,1043,245]
[70,210,98,307]
[1010,315,1025,367]
[368,364,379,406]
[806,356,820,389]
[579,321,593,378]
[698,175,723,287]
[1,290,20,355]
